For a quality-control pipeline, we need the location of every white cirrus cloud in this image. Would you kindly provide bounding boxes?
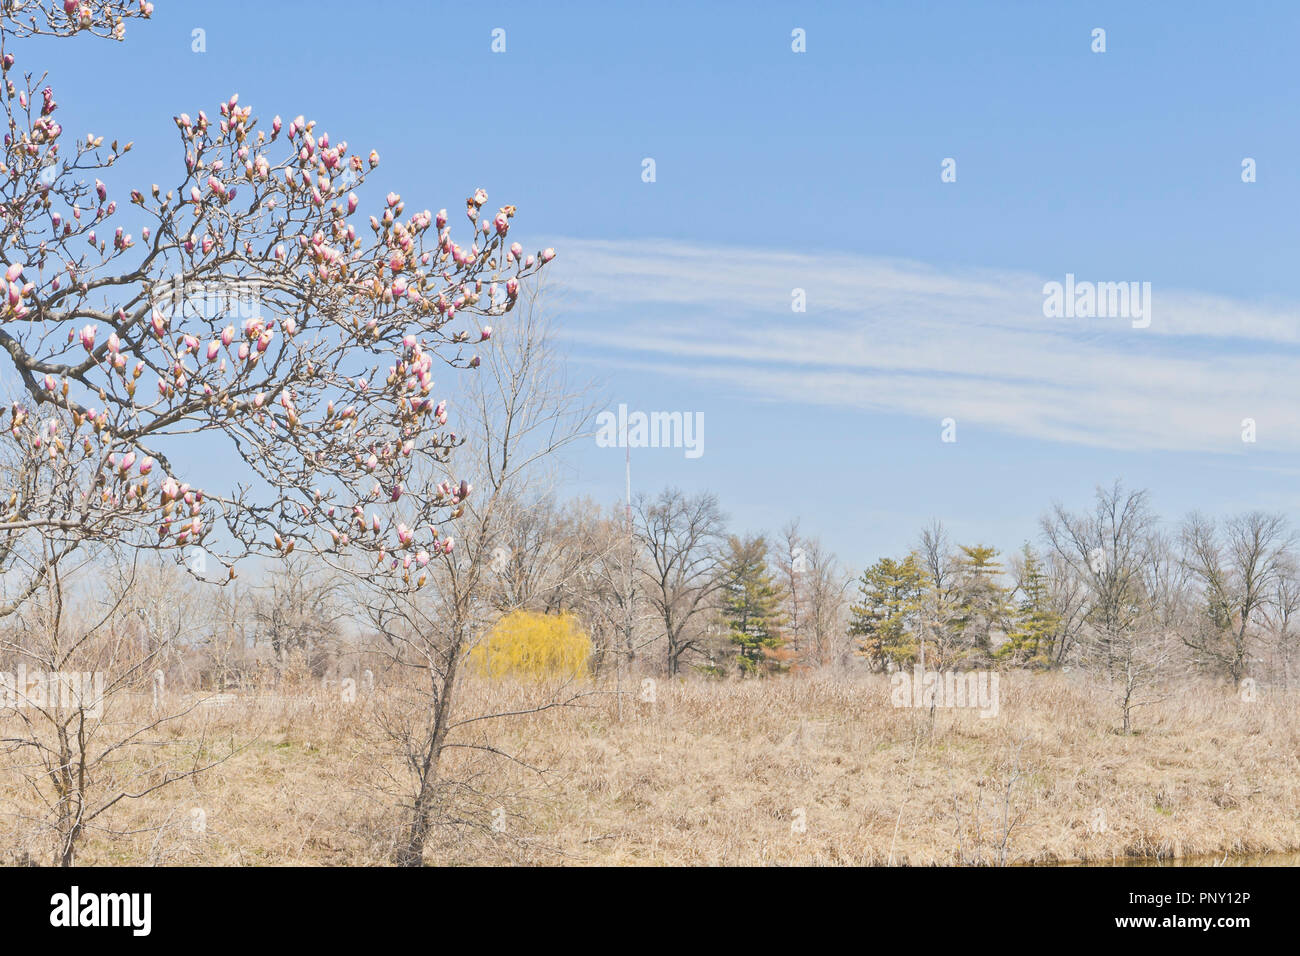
[544,238,1299,453]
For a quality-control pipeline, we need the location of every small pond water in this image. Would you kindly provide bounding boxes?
[1037,851,1300,867]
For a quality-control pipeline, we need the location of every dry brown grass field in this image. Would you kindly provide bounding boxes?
[2,672,1297,866]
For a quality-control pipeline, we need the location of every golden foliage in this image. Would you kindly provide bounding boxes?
[469,610,591,680]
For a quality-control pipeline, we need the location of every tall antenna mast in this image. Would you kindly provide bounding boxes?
[619,443,632,721]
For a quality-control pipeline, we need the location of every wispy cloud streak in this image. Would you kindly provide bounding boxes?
[548,239,1300,452]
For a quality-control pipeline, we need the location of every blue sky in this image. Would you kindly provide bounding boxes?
[26,0,1300,573]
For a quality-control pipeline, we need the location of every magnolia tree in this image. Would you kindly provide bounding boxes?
[355,290,591,866]
[0,0,554,863]
[0,0,554,610]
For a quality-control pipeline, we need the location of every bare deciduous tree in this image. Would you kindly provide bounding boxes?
[354,289,592,866]
[634,488,725,675]
[0,544,233,865]
[1181,511,1293,683]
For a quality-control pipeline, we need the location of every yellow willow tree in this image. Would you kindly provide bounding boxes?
[470,610,592,681]
[0,0,553,864]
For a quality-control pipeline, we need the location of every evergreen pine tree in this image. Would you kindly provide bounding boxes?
[998,544,1060,666]
[719,535,787,675]
[950,544,1013,662]
[848,553,927,669]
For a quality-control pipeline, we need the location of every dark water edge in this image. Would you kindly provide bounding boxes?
[1025,850,1300,867]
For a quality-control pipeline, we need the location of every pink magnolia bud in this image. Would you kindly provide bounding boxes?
[541,247,556,263]
[79,324,96,350]
[369,149,380,167]
[221,325,234,347]
[272,115,282,135]
[206,341,220,362]
[150,309,166,337]
[480,326,492,341]
[347,192,358,214]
